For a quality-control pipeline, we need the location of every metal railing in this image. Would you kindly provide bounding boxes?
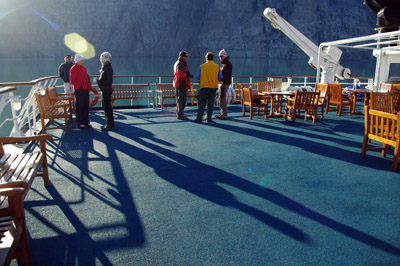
[0,74,372,137]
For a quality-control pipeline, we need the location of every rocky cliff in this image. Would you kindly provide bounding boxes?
[0,0,376,58]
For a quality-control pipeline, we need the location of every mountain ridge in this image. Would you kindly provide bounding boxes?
[0,0,377,58]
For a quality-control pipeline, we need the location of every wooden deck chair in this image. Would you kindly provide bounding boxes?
[0,183,31,266]
[315,83,328,118]
[257,81,275,94]
[391,84,400,92]
[370,92,392,113]
[46,87,74,121]
[35,92,70,134]
[326,83,353,116]
[361,106,400,171]
[234,83,257,103]
[391,92,400,113]
[379,83,393,92]
[242,88,269,120]
[284,90,320,124]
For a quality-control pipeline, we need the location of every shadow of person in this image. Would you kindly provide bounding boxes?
[122,126,400,255]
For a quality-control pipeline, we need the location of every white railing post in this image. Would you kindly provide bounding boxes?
[9,91,24,137]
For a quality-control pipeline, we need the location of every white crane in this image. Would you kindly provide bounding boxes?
[263,8,352,84]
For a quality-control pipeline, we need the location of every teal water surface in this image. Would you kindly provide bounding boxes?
[0,57,375,136]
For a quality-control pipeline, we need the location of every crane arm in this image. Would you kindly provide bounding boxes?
[263,8,351,83]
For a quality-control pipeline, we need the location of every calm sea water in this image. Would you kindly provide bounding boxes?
[0,56,375,136]
[0,56,376,83]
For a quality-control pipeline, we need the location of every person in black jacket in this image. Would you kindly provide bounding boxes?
[216,49,232,120]
[97,51,114,131]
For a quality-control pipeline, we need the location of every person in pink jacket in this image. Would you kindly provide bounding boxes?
[70,54,92,129]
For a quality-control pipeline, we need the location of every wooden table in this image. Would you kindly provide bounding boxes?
[259,91,296,117]
[343,89,372,114]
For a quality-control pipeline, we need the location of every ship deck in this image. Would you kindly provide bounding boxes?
[23,104,400,265]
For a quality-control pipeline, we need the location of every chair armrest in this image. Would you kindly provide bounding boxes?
[50,96,74,101]
[56,92,74,97]
[0,181,28,190]
[0,134,52,157]
[0,134,52,144]
[0,187,26,197]
[287,98,295,102]
[42,103,69,108]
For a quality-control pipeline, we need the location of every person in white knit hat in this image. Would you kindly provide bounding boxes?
[70,54,92,129]
[216,49,232,120]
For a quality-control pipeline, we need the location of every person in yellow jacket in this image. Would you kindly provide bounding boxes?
[194,52,223,123]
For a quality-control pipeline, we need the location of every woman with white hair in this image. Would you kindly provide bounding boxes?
[97,51,114,131]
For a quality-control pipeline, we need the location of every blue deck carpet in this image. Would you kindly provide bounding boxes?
[23,104,400,265]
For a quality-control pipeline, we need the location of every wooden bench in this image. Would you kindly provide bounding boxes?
[155,83,198,109]
[35,92,70,135]
[0,134,52,265]
[284,90,320,124]
[111,84,155,107]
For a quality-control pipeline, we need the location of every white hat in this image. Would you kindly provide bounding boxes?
[74,54,84,63]
[219,49,228,57]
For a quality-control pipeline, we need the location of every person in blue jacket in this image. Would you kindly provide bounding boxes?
[58,54,74,94]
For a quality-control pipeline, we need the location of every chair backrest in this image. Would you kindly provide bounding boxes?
[392,84,400,92]
[236,83,258,95]
[155,83,175,97]
[371,92,392,113]
[46,87,57,99]
[391,92,400,113]
[293,91,320,108]
[242,88,253,105]
[379,83,393,93]
[257,81,275,93]
[315,83,328,103]
[35,92,51,111]
[328,83,343,103]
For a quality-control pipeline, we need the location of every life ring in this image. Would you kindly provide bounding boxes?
[90,86,99,107]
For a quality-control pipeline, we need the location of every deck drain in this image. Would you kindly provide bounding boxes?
[67,150,82,159]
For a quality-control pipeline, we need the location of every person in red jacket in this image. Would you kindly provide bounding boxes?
[70,54,92,129]
[173,51,193,120]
